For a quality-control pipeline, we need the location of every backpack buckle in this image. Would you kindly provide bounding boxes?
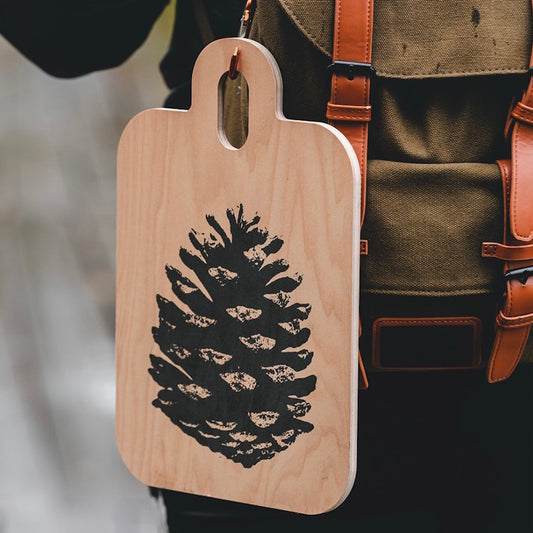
[327,61,375,80]
[504,266,533,285]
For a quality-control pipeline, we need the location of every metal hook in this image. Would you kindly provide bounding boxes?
[229,47,240,80]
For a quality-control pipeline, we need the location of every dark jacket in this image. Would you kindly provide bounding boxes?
[0,0,245,108]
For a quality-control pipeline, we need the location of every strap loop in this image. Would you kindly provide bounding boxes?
[482,241,533,261]
[326,103,372,122]
[511,101,533,125]
[496,309,533,328]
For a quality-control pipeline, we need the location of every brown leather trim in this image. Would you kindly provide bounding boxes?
[372,317,482,371]
[511,120,533,241]
[328,0,374,225]
[486,160,533,383]
[481,241,533,261]
[496,309,533,328]
[329,0,374,389]
[360,239,368,255]
[326,103,372,122]
[374,317,480,327]
[511,101,533,125]
[487,327,530,382]
[509,28,533,241]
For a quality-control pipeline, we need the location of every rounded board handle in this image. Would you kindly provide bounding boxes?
[190,38,283,148]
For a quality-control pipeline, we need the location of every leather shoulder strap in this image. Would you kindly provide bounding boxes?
[485,161,533,383]
[509,2,533,242]
[486,2,533,382]
[327,0,373,225]
[326,0,374,390]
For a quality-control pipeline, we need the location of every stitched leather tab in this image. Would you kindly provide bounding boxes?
[496,309,533,328]
[326,103,372,122]
[511,127,533,241]
[372,317,482,371]
[482,241,533,261]
[510,68,533,241]
[511,101,533,125]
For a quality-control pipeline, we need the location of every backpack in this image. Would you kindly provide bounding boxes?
[233,0,533,387]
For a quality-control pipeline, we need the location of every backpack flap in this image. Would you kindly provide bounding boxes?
[279,0,532,78]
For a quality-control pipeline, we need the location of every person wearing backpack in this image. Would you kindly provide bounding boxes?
[240,6,533,532]
[2,1,532,531]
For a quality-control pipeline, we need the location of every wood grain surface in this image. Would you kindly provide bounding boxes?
[116,37,361,515]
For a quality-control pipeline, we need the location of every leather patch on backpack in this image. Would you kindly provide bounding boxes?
[372,317,482,371]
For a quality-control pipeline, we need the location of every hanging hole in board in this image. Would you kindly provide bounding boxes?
[218,69,249,149]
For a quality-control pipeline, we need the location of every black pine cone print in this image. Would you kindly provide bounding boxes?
[149,205,316,468]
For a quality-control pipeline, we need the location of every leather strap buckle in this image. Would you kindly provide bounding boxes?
[504,266,533,284]
[327,61,375,80]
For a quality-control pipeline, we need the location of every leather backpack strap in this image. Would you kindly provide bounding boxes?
[484,160,533,383]
[326,0,374,390]
[484,13,533,383]
[327,0,373,225]
[509,78,533,242]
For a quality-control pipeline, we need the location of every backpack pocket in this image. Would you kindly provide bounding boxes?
[359,160,533,370]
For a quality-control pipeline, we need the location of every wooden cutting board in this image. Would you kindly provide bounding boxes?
[115,37,360,515]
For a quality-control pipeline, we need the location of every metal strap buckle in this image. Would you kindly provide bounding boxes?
[327,61,375,80]
[504,266,533,285]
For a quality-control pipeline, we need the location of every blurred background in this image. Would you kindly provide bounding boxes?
[0,3,176,532]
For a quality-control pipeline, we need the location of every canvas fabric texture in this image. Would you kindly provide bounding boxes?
[278,0,532,78]
[226,0,533,366]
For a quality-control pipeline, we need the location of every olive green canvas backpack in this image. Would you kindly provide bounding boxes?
[228,0,533,388]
